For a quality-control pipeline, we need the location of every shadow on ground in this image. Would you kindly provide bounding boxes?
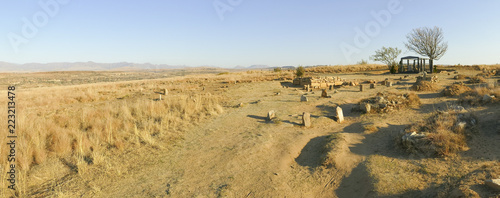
[295,136,328,170]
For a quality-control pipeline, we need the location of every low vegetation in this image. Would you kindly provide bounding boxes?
[459,87,500,105]
[305,64,386,74]
[411,80,439,91]
[442,83,472,96]
[359,92,421,113]
[399,111,477,157]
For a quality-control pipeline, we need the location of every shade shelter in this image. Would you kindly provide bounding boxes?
[399,56,430,73]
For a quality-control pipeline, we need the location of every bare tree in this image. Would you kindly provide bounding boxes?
[370,47,401,73]
[405,26,448,73]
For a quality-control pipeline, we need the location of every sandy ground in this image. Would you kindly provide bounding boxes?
[25,70,500,197]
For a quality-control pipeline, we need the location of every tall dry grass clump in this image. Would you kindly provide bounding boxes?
[399,111,477,157]
[459,86,500,105]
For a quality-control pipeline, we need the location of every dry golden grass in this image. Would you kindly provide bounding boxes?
[0,76,230,196]
[469,76,486,84]
[453,74,467,80]
[411,80,439,91]
[442,84,472,96]
[400,111,477,157]
[459,86,500,105]
[305,64,387,74]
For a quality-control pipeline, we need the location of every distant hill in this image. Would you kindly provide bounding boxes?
[0,61,187,72]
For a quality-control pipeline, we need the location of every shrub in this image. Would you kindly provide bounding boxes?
[273,67,282,72]
[296,66,305,77]
[442,84,472,96]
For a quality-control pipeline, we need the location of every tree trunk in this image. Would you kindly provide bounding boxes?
[429,59,434,73]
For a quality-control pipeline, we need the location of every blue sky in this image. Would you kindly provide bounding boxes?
[0,0,499,67]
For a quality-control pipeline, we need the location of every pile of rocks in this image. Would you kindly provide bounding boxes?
[358,92,421,113]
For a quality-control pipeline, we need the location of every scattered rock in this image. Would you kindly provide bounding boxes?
[482,94,494,102]
[321,89,328,98]
[267,111,276,121]
[302,112,311,128]
[485,179,500,191]
[301,95,308,102]
[359,84,364,92]
[329,85,334,90]
[370,84,375,89]
[361,103,371,113]
[449,186,480,198]
[336,107,344,123]
[386,81,393,87]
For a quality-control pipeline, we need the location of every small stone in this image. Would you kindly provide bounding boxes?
[336,107,344,123]
[329,85,334,90]
[163,88,168,95]
[361,103,371,113]
[267,110,276,121]
[370,84,375,89]
[360,84,364,92]
[301,95,308,102]
[302,112,311,128]
[386,82,393,87]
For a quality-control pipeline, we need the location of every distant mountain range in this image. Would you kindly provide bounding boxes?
[0,61,191,72]
[0,61,299,72]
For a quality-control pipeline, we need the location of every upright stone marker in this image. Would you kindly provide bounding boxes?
[301,95,308,102]
[370,83,375,89]
[163,88,168,95]
[302,112,311,128]
[359,84,364,92]
[321,89,328,98]
[336,106,344,123]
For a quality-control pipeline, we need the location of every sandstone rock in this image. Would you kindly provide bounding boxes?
[321,89,328,98]
[485,179,500,191]
[267,110,276,121]
[302,112,311,128]
[483,94,495,102]
[361,103,371,113]
[163,88,168,95]
[370,83,375,89]
[301,95,308,102]
[329,85,334,90]
[336,107,344,123]
[386,81,393,87]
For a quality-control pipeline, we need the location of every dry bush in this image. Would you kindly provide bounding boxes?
[459,87,500,105]
[411,80,439,91]
[442,84,472,96]
[399,111,477,157]
[306,64,387,74]
[359,92,421,113]
[453,74,467,80]
[468,76,486,84]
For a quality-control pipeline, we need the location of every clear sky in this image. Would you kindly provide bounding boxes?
[0,0,499,68]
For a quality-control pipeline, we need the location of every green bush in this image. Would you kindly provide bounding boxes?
[296,66,305,77]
